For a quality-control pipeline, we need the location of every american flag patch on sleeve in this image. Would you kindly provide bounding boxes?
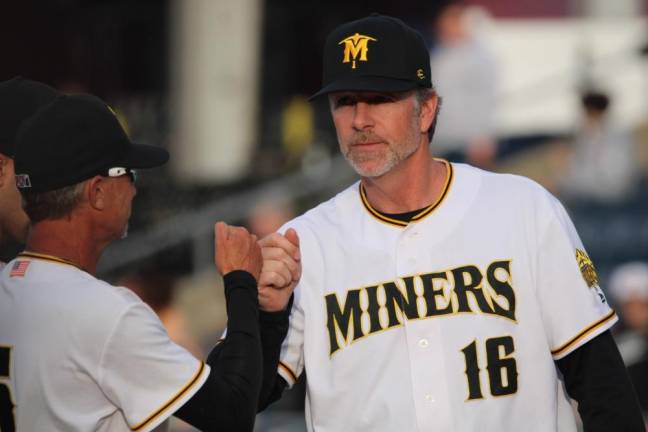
[10,260,30,277]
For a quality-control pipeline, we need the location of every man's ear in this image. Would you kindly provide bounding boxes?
[87,176,106,210]
[419,93,439,134]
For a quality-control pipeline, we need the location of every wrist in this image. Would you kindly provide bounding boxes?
[259,293,294,316]
[223,270,257,289]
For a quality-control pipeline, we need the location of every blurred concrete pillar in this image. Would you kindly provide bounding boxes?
[579,0,642,17]
[170,0,262,183]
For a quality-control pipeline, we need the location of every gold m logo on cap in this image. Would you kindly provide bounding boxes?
[339,33,377,69]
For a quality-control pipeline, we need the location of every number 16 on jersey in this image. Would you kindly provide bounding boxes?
[461,336,518,400]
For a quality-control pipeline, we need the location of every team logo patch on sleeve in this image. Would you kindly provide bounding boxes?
[575,249,598,288]
[10,260,30,277]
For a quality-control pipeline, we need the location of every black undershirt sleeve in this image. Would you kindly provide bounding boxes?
[556,330,644,431]
[257,295,293,412]
[258,375,288,412]
[174,270,262,432]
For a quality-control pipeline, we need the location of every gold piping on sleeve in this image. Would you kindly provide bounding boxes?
[278,361,298,384]
[131,361,206,431]
[359,159,453,228]
[551,311,617,357]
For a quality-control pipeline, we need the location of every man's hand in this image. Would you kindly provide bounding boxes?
[258,228,301,312]
[214,222,263,281]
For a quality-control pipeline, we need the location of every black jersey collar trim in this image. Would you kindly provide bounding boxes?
[359,159,454,228]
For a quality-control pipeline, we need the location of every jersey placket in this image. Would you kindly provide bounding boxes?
[395,225,455,431]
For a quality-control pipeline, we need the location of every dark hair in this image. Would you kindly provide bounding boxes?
[21,181,85,223]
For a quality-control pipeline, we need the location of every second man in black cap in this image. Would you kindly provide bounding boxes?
[0,93,295,432]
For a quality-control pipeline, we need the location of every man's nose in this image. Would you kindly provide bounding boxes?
[352,102,374,130]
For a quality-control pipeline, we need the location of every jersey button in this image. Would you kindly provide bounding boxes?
[425,394,435,403]
[418,338,429,349]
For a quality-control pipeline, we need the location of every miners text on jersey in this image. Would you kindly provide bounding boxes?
[326,260,516,355]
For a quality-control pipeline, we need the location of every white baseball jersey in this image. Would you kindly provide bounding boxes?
[0,252,210,432]
[277,161,616,432]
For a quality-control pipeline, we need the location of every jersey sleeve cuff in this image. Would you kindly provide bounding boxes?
[277,361,299,388]
[259,293,294,324]
[551,311,618,360]
[223,270,257,292]
[129,361,211,432]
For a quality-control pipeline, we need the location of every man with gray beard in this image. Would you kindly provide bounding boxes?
[255,13,643,432]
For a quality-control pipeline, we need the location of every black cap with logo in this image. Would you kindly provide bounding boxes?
[0,77,60,157]
[14,94,169,193]
[311,13,432,99]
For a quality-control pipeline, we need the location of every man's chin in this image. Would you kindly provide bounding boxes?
[347,157,393,178]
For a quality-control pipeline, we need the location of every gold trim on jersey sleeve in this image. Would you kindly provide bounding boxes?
[278,361,298,384]
[131,361,206,431]
[359,159,454,228]
[550,311,617,358]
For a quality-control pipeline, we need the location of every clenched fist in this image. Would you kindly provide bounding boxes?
[214,222,263,281]
[258,228,301,312]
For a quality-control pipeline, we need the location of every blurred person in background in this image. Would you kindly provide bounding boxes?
[428,1,499,168]
[560,90,639,204]
[0,77,59,265]
[609,262,648,416]
[248,195,297,239]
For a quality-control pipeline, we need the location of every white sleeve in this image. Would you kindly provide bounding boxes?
[277,283,305,387]
[535,195,617,360]
[275,222,314,388]
[99,302,210,432]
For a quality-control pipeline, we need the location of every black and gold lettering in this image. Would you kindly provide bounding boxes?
[486,261,516,321]
[461,340,484,400]
[452,266,494,315]
[421,271,453,317]
[485,336,518,396]
[383,277,419,328]
[325,259,517,355]
[326,291,363,355]
[364,285,383,335]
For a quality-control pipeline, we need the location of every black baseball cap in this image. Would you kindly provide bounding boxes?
[14,94,169,193]
[310,13,432,99]
[0,77,60,157]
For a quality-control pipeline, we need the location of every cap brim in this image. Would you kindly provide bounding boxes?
[118,143,169,169]
[309,76,421,100]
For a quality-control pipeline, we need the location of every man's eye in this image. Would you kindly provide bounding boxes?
[335,97,355,107]
[367,95,393,104]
